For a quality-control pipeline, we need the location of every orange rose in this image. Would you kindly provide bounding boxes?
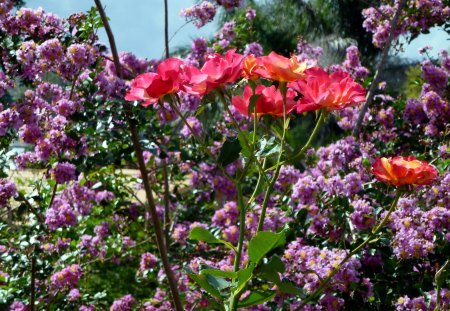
[241,55,259,80]
[253,52,315,82]
[371,156,438,187]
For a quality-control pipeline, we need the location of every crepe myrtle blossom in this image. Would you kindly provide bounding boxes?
[289,67,366,113]
[371,156,438,187]
[253,51,315,82]
[232,85,297,117]
[180,1,216,28]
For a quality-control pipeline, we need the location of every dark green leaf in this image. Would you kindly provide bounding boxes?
[237,132,252,158]
[218,137,242,166]
[186,272,222,301]
[189,227,235,251]
[237,290,276,308]
[200,269,238,279]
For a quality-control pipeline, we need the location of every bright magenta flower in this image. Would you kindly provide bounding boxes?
[232,85,297,117]
[200,49,244,94]
[289,67,366,113]
[125,58,207,106]
[125,58,185,106]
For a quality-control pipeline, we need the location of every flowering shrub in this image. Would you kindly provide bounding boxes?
[0,0,449,310]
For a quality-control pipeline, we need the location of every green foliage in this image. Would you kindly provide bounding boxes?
[402,64,423,98]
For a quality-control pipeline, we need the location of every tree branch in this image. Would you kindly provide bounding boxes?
[352,0,407,137]
[92,1,183,310]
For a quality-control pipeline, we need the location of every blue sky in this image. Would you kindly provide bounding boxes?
[26,0,217,59]
[26,1,449,61]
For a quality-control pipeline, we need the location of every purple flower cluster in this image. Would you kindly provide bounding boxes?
[214,21,236,50]
[216,0,243,11]
[387,197,450,259]
[45,198,77,230]
[139,252,158,272]
[50,162,77,184]
[297,38,323,62]
[180,116,203,138]
[9,301,29,311]
[395,289,450,311]
[350,199,376,230]
[243,42,264,56]
[362,0,450,47]
[284,239,362,294]
[180,1,217,28]
[110,294,136,311]
[330,45,369,80]
[185,37,209,67]
[0,179,17,207]
[403,51,450,136]
[50,264,82,290]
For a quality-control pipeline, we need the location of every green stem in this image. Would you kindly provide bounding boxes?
[434,259,449,311]
[256,83,288,233]
[289,110,326,162]
[298,189,403,308]
[233,183,246,272]
[246,158,267,208]
[218,89,269,185]
[168,96,234,182]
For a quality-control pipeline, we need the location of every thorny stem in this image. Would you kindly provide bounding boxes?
[298,189,403,308]
[93,1,183,310]
[352,0,407,137]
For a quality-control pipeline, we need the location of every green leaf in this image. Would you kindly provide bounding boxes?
[296,208,308,227]
[237,290,276,308]
[218,137,242,166]
[200,269,238,279]
[189,227,236,251]
[205,274,231,291]
[237,132,252,158]
[234,265,254,295]
[278,280,303,295]
[255,136,280,158]
[258,255,285,283]
[248,231,286,264]
[186,272,223,301]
